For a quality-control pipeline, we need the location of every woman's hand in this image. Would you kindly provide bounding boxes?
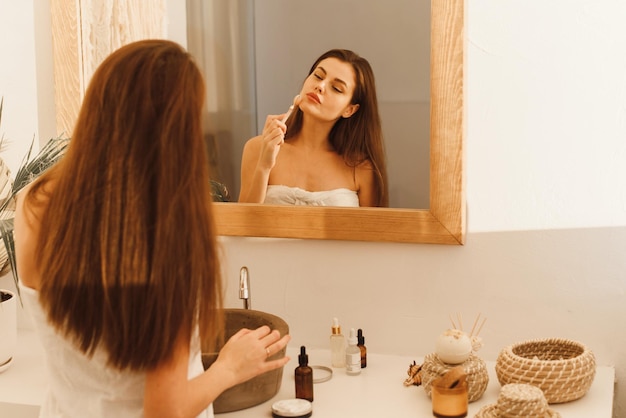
[239,113,291,203]
[211,325,291,388]
[256,114,289,172]
[144,326,290,418]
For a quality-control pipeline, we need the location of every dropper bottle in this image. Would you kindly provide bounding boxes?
[295,346,313,402]
[330,317,346,368]
[346,328,362,375]
[357,328,367,368]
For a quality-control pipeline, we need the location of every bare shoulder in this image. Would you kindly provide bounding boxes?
[15,182,37,226]
[241,135,264,167]
[356,159,374,171]
[243,135,264,152]
[354,159,376,207]
[14,181,49,289]
[15,180,51,221]
[355,159,375,183]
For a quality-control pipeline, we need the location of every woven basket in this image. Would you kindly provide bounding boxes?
[495,338,596,404]
[475,383,561,418]
[421,352,489,402]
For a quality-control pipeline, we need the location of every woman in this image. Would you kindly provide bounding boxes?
[14,40,290,418]
[239,49,388,207]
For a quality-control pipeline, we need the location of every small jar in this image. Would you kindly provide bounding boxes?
[271,399,313,418]
[431,380,468,418]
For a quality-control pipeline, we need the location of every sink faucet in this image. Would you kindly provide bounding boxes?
[239,266,251,309]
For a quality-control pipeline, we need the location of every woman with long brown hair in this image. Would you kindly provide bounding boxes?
[14,39,289,418]
[239,49,388,207]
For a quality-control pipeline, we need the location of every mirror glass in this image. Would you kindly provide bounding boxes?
[186,0,430,209]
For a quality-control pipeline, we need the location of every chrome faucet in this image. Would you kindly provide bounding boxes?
[239,266,251,309]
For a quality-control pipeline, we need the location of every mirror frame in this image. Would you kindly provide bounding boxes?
[214,0,465,244]
[49,0,464,245]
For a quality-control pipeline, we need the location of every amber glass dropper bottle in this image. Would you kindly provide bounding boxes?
[357,328,367,368]
[295,346,313,402]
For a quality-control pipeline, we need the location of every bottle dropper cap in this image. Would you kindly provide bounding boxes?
[357,328,365,345]
[348,328,358,345]
[331,317,341,335]
[298,346,309,366]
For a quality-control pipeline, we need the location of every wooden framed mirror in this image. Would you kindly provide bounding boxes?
[213,0,465,244]
[50,0,464,245]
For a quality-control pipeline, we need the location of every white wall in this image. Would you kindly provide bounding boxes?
[467,1,626,232]
[0,0,39,175]
[2,1,625,416]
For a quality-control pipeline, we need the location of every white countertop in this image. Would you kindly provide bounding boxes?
[220,347,615,417]
[0,330,615,417]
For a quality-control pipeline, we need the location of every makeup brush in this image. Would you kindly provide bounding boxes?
[281,94,301,123]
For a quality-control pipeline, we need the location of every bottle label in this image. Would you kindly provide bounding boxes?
[346,352,361,373]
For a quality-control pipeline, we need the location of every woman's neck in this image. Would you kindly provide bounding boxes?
[293,117,336,152]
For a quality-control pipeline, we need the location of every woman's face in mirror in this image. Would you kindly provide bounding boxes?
[299,57,359,122]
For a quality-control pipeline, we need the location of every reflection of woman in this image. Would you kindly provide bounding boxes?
[15,40,289,418]
[239,49,388,207]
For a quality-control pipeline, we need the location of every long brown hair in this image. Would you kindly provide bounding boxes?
[286,49,389,207]
[26,39,223,371]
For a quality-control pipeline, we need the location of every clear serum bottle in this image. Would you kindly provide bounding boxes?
[295,346,313,402]
[330,317,346,368]
[357,328,367,368]
[346,328,362,375]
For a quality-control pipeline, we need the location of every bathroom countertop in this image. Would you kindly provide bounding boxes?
[219,346,615,418]
[0,331,616,417]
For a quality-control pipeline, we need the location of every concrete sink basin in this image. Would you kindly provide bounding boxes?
[202,308,289,413]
